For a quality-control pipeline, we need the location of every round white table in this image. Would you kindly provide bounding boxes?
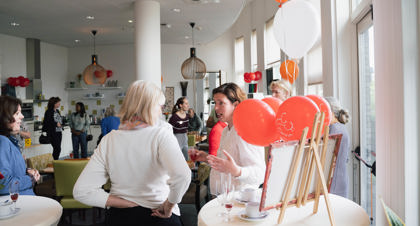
[198,194,370,226]
[0,195,62,226]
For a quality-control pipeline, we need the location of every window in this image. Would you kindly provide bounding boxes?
[251,29,258,71]
[264,18,281,82]
[264,17,281,68]
[357,11,376,224]
[307,83,323,96]
[235,36,245,88]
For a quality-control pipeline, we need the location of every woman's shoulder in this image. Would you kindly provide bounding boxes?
[0,135,12,150]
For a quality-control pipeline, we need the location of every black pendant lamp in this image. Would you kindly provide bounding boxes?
[83,30,107,85]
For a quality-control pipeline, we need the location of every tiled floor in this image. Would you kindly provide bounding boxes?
[57,204,198,226]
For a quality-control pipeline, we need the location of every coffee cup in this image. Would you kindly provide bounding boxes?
[0,200,12,216]
[245,201,260,218]
[241,188,257,202]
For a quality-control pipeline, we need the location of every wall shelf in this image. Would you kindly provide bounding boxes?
[98,87,122,90]
[65,87,88,91]
[82,96,104,100]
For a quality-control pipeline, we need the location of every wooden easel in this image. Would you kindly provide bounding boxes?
[276,112,336,225]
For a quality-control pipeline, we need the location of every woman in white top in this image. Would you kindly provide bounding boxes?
[190,83,266,193]
[73,80,191,225]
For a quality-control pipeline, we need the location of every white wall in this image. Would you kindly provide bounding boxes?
[34,42,69,119]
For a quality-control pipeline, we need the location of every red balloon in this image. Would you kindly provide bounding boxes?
[18,76,26,87]
[244,72,250,80]
[22,78,30,87]
[106,70,113,78]
[248,72,256,81]
[306,95,332,134]
[254,71,262,81]
[276,96,320,141]
[7,77,14,86]
[262,97,282,114]
[94,70,102,78]
[11,77,18,87]
[233,99,278,146]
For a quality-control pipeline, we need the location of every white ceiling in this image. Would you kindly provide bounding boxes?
[0,0,248,47]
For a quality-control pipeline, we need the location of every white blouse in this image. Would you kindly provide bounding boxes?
[209,125,266,194]
[73,121,191,215]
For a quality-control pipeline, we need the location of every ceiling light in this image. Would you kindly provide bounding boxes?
[128,20,133,23]
[10,22,20,26]
[86,16,95,20]
[75,40,80,43]
[196,26,203,31]
[172,8,181,13]
[185,36,190,39]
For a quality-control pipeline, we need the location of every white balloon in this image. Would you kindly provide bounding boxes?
[273,0,320,59]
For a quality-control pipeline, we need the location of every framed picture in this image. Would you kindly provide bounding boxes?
[163,87,174,114]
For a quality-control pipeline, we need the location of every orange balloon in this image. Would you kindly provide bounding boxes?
[276,96,320,141]
[280,60,299,84]
[262,97,282,114]
[233,99,278,146]
[306,95,332,135]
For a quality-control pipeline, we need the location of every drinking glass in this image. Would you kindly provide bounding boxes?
[224,174,235,222]
[9,180,19,212]
[215,176,226,217]
[188,146,198,169]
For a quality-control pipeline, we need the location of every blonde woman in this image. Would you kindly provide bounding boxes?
[269,79,292,103]
[74,80,191,225]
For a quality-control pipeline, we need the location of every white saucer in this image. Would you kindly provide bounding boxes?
[238,210,269,222]
[0,208,21,220]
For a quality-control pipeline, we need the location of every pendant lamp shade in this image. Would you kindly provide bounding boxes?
[83,30,107,85]
[181,23,206,80]
[181,48,206,79]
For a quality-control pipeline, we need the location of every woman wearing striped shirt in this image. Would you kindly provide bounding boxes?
[168,97,190,160]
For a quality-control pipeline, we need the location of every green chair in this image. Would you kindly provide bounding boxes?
[53,160,95,224]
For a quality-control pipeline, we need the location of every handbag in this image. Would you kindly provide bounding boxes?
[39,132,51,144]
[85,114,93,142]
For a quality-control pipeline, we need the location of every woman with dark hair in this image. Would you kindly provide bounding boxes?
[189,83,266,192]
[43,97,63,160]
[168,97,190,160]
[0,96,40,195]
[69,102,90,158]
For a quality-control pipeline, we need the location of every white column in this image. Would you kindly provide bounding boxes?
[374,0,420,225]
[320,0,338,97]
[134,0,161,87]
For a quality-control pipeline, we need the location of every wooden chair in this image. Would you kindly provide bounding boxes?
[260,112,337,225]
[53,160,95,224]
[181,163,211,212]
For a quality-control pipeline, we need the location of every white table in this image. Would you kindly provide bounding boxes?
[198,194,370,226]
[0,195,62,226]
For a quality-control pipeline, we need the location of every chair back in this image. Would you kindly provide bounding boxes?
[53,160,89,197]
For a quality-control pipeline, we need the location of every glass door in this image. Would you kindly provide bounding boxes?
[357,11,376,224]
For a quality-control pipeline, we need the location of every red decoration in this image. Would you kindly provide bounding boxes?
[22,78,30,87]
[248,72,256,81]
[276,96,320,141]
[254,71,262,81]
[233,99,278,146]
[94,70,102,78]
[106,70,113,78]
[306,95,332,134]
[262,97,282,114]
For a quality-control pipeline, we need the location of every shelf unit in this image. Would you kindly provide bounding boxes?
[65,87,88,91]
[98,87,122,90]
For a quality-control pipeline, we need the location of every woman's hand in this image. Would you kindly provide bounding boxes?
[188,149,208,162]
[207,150,241,177]
[27,168,41,182]
[151,199,175,218]
[57,122,62,127]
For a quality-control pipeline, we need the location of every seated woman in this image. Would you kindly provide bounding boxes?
[101,106,120,136]
[0,96,40,195]
[74,80,191,226]
[190,83,266,192]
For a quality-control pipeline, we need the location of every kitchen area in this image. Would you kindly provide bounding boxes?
[1,37,125,160]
